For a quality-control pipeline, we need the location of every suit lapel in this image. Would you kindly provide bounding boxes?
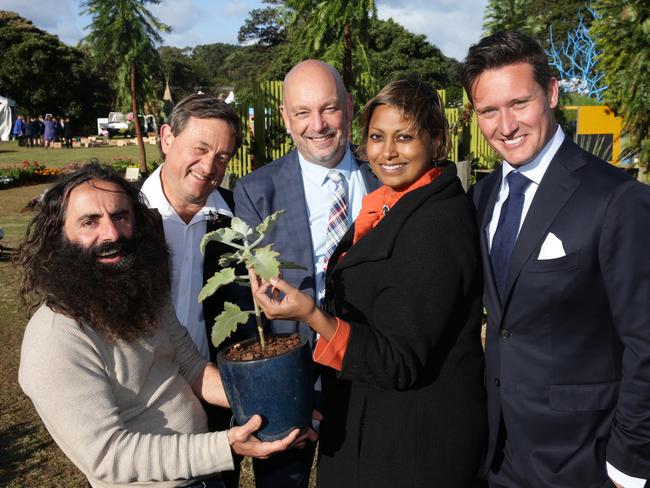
[272,151,315,278]
[502,141,583,306]
[476,171,503,312]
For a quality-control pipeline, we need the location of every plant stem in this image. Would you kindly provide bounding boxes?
[252,293,266,351]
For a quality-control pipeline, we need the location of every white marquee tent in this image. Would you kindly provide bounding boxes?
[0,94,16,141]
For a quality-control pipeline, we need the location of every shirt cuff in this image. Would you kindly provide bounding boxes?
[313,318,351,371]
[606,461,647,488]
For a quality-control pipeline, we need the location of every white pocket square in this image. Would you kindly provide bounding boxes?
[538,232,566,260]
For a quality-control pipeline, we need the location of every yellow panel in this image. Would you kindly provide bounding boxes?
[576,106,622,135]
[576,106,623,165]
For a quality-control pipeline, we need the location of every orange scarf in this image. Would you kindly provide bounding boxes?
[352,166,443,245]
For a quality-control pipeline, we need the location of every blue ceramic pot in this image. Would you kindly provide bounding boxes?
[217,334,313,441]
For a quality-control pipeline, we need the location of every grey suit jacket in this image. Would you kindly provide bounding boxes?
[233,148,380,344]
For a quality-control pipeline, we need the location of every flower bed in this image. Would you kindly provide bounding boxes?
[0,161,61,189]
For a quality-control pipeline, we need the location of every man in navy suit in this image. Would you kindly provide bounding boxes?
[464,31,650,488]
[234,59,379,488]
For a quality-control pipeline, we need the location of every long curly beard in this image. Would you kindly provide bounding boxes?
[39,232,170,343]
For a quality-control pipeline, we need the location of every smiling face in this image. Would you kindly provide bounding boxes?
[366,105,433,191]
[160,116,236,219]
[280,61,351,168]
[63,180,135,266]
[471,62,558,167]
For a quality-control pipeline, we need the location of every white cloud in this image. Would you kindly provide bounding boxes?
[224,0,250,17]
[376,0,488,60]
[4,0,490,60]
[2,0,86,45]
[150,0,204,34]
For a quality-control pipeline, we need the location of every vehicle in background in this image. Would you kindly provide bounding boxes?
[105,112,157,138]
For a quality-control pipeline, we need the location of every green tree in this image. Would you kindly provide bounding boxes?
[284,0,377,91]
[527,0,591,52]
[368,19,460,102]
[81,0,169,176]
[158,46,197,101]
[483,0,531,34]
[592,0,650,168]
[191,42,241,92]
[0,11,112,132]
[238,3,287,47]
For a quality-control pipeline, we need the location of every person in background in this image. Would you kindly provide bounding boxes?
[463,31,650,487]
[17,164,305,488]
[25,116,39,147]
[43,114,56,148]
[12,114,25,146]
[63,117,74,148]
[253,79,487,487]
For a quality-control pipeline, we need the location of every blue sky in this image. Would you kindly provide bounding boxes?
[1,0,488,60]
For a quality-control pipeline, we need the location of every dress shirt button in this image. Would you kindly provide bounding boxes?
[494,378,501,387]
[500,329,511,339]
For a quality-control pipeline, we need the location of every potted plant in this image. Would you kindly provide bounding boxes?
[199,210,313,441]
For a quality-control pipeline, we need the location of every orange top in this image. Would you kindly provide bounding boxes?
[314,166,444,371]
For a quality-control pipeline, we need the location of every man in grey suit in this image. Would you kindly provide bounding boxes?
[464,31,650,488]
[234,59,379,488]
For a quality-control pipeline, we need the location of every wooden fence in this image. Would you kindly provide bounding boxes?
[228,82,496,178]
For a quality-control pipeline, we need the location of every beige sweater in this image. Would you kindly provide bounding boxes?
[19,302,234,488]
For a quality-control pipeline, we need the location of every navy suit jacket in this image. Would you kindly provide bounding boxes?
[233,149,380,344]
[471,137,650,487]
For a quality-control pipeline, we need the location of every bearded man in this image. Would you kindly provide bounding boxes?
[17,164,304,488]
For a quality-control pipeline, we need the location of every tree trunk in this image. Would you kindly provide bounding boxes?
[342,23,353,92]
[130,62,148,178]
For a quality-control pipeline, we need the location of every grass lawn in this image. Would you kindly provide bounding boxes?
[0,183,87,487]
[0,140,162,170]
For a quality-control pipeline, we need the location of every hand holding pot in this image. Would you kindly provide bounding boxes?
[227,414,302,459]
[252,275,338,341]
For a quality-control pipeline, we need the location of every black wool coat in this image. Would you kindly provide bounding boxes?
[317,163,487,487]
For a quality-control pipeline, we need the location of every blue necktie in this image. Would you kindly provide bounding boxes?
[490,171,532,300]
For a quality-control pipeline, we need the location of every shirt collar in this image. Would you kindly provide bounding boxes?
[141,164,233,223]
[298,145,356,186]
[500,125,565,187]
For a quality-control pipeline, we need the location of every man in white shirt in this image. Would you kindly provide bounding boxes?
[233,60,380,488]
[141,94,252,488]
[464,31,650,488]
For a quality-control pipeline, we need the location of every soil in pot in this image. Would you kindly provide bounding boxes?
[224,333,302,361]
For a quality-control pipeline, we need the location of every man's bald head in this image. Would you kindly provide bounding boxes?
[283,60,347,103]
[280,60,352,168]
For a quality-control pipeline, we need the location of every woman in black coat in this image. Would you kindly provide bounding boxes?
[254,80,487,487]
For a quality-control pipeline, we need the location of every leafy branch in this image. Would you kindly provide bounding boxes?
[198,210,304,352]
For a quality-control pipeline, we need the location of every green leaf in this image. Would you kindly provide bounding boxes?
[231,217,254,240]
[212,303,251,348]
[249,245,281,280]
[279,258,307,270]
[200,228,242,254]
[256,210,285,236]
[218,252,243,267]
[198,268,237,302]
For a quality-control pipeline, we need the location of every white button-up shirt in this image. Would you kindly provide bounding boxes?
[487,126,565,249]
[298,146,368,303]
[141,165,233,359]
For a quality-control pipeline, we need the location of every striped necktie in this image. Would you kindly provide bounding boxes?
[324,170,350,264]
